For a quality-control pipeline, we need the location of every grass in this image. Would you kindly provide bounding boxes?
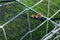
[0,0,60,40]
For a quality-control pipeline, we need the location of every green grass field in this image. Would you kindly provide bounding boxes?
[0,0,60,40]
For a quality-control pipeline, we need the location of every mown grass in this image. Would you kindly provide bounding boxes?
[0,0,60,40]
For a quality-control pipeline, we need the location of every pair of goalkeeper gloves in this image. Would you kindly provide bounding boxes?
[31,13,46,21]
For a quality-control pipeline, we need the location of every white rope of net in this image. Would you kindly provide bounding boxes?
[0,2,14,7]
[18,0,60,40]
[0,0,60,40]
[53,35,60,40]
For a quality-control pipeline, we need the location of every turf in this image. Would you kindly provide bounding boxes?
[0,0,60,40]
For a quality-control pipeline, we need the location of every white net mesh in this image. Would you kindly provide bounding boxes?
[0,0,60,40]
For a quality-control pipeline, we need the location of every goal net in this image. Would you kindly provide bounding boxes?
[0,0,60,40]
